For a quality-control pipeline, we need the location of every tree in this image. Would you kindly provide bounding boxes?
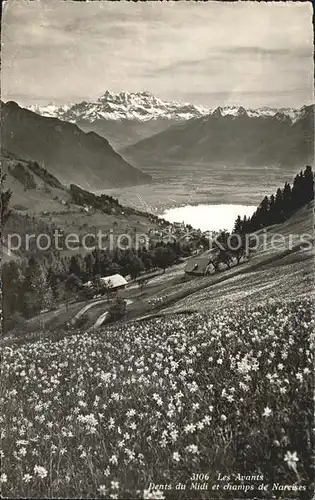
[21,257,51,318]
[232,166,314,236]
[69,255,82,278]
[229,234,247,265]
[99,278,113,302]
[240,215,248,234]
[212,231,234,269]
[99,250,113,276]
[0,174,12,241]
[258,196,269,227]
[282,182,292,217]
[267,194,276,225]
[128,254,145,280]
[303,166,314,204]
[91,274,103,295]
[233,215,242,234]
[153,245,176,273]
[274,187,285,223]
[63,273,82,310]
[2,261,24,331]
[84,253,95,281]
[0,175,13,331]
[92,248,102,276]
[139,248,153,270]
[137,277,149,296]
[217,247,233,269]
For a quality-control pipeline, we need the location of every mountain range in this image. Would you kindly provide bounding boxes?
[0,100,151,190]
[3,94,313,193]
[26,91,306,150]
[122,104,314,168]
[26,92,209,149]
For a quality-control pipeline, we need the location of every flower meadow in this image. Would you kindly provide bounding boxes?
[1,297,314,499]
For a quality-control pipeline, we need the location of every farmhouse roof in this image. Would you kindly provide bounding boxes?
[85,274,128,289]
[185,256,212,274]
[101,274,128,288]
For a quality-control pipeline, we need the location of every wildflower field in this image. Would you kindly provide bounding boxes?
[1,297,314,499]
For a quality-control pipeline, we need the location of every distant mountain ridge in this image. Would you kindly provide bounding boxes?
[27,91,304,123]
[26,92,210,149]
[0,100,151,190]
[122,103,314,168]
[27,91,209,122]
[26,92,306,149]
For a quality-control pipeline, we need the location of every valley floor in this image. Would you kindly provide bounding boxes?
[101,162,301,213]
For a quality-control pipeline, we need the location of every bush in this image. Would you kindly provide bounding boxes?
[108,297,126,321]
[77,287,95,301]
[71,313,90,329]
[3,312,26,335]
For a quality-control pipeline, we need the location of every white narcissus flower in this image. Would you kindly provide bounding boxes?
[143,488,165,499]
[185,444,199,454]
[23,474,33,483]
[109,454,118,465]
[34,465,48,479]
[98,484,107,497]
[284,451,299,470]
[262,406,272,417]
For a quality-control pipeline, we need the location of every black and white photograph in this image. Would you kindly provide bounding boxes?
[0,0,314,498]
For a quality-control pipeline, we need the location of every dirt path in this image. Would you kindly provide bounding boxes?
[70,299,109,324]
[89,299,133,330]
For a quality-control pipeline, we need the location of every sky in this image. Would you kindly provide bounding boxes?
[1,0,314,109]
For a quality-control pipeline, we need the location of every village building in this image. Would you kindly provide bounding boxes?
[173,221,186,230]
[85,274,128,291]
[185,255,215,276]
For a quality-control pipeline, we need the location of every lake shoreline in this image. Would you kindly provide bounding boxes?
[161,203,256,232]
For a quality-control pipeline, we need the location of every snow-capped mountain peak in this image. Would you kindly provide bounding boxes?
[24,92,305,125]
[26,103,73,120]
[28,91,209,123]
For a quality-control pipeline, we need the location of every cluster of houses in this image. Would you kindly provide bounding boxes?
[148,220,203,244]
[80,220,218,299]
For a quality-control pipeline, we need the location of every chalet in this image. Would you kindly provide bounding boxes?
[85,274,128,290]
[185,256,214,276]
[173,221,185,230]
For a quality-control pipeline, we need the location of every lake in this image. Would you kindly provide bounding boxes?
[162,204,256,232]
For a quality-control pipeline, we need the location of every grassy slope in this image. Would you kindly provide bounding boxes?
[3,201,313,345]
[1,152,69,214]
[1,203,313,499]
[1,152,163,263]
[136,201,314,318]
